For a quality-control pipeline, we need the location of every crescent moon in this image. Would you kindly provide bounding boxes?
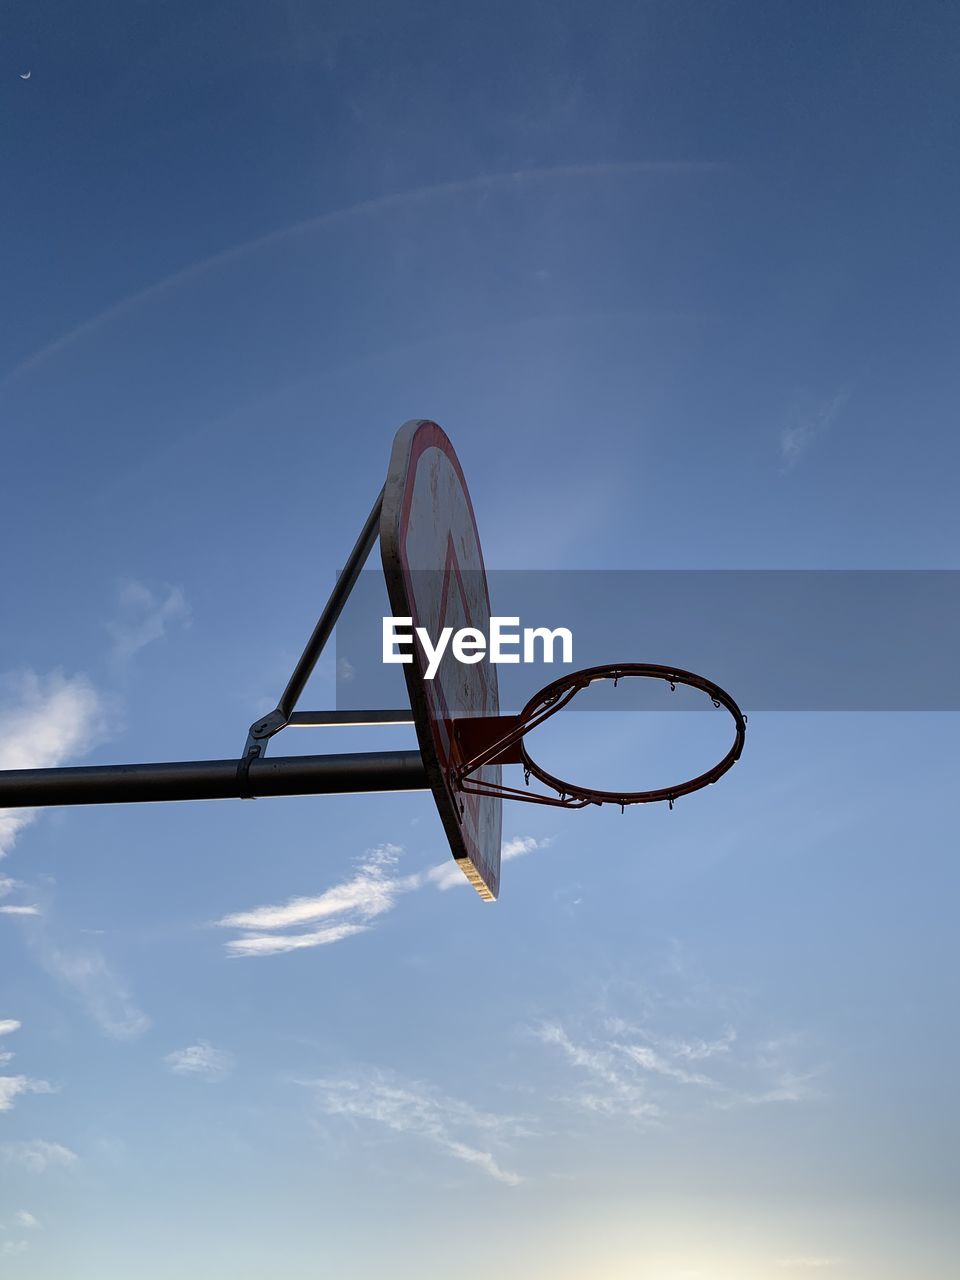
[20,71,32,79]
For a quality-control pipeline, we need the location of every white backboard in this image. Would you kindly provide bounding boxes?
[380,421,502,899]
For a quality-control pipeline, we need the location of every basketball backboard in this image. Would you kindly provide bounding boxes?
[380,420,502,900]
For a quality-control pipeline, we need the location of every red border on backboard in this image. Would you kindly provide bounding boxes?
[380,421,502,900]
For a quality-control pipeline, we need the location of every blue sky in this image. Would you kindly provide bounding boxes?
[1,2,958,1276]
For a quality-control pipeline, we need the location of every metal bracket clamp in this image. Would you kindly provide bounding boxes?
[247,708,288,743]
[236,742,261,799]
[237,709,288,799]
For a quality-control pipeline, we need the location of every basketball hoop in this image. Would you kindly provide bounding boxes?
[0,419,748,902]
[452,663,747,811]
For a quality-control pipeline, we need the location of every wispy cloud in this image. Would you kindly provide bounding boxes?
[2,1240,29,1257]
[501,835,552,862]
[107,579,191,661]
[718,1070,821,1107]
[0,1076,55,1113]
[780,388,850,471]
[1,871,41,914]
[336,657,355,684]
[0,671,103,860]
[718,1032,824,1106]
[535,1023,661,1122]
[2,162,726,390]
[301,1069,526,1185]
[0,673,103,773]
[670,1029,737,1060]
[31,943,150,1040]
[219,836,553,955]
[224,921,369,957]
[421,835,554,892]
[0,1140,78,1173]
[617,1042,716,1088]
[537,994,823,1126]
[221,844,403,931]
[422,860,474,891]
[14,1210,40,1230]
[219,844,405,957]
[0,1019,19,1066]
[164,1042,234,1082]
[607,1021,738,1064]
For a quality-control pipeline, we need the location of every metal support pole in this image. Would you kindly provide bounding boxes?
[278,485,385,721]
[287,710,413,727]
[246,486,385,745]
[239,487,387,791]
[0,750,427,809]
[0,488,414,815]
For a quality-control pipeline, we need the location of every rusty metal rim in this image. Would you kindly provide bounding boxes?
[457,663,746,809]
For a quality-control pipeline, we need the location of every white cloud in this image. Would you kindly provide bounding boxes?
[0,878,39,917]
[33,945,149,1040]
[0,1076,54,1112]
[164,1042,234,1082]
[0,671,103,860]
[0,1140,78,1173]
[0,1021,15,1065]
[0,673,102,773]
[606,1020,738,1064]
[717,1032,824,1106]
[720,1071,822,1107]
[421,860,470,891]
[780,389,849,471]
[108,579,191,661]
[538,998,823,1126]
[219,845,407,957]
[502,835,552,861]
[2,1240,29,1256]
[14,1210,40,1230]
[536,1022,661,1122]
[425,835,553,891]
[669,1028,737,1061]
[225,921,369,958]
[220,845,402,931]
[0,817,28,862]
[336,657,355,683]
[219,836,554,955]
[617,1042,716,1088]
[302,1070,525,1186]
